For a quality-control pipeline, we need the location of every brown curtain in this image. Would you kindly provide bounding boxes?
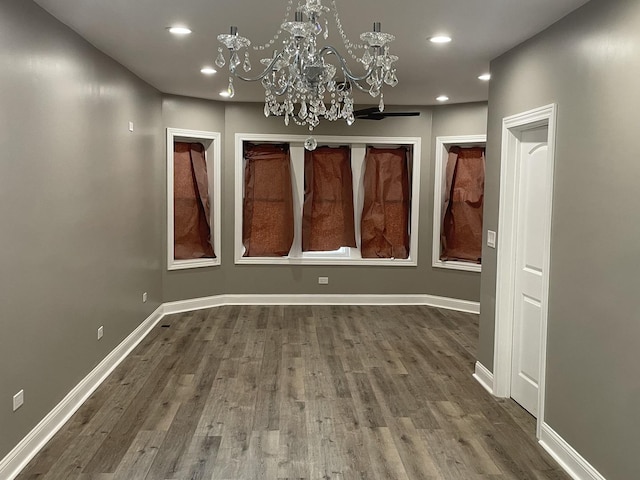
[173,142,215,260]
[302,146,357,252]
[441,146,485,263]
[243,143,294,257]
[361,147,410,259]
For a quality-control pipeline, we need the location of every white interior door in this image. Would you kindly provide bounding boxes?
[510,125,549,417]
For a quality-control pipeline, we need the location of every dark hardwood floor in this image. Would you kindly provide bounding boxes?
[16,305,570,479]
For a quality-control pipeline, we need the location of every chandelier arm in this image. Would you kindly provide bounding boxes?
[230,52,285,82]
[318,45,375,82]
[344,79,373,94]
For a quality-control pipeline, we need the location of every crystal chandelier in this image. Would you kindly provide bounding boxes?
[216,0,398,149]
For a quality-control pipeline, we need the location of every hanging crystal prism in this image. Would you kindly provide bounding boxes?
[215,47,226,68]
[378,93,385,112]
[227,77,235,98]
[299,101,308,119]
[264,103,270,117]
[324,19,329,40]
[361,50,372,66]
[243,52,252,72]
[389,71,399,87]
[304,136,318,151]
[230,52,240,70]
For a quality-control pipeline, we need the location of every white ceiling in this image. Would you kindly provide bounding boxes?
[33,0,589,106]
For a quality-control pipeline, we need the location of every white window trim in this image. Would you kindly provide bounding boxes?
[234,133,421,266]
[167,128,221,270]
[432,134,486,273]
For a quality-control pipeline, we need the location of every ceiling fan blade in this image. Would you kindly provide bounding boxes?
[353,107,380,116]
[354,110,421,120]
[378,112,421,117]
[356,113,386,120]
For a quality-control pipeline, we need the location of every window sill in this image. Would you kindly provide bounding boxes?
[432,259,481,273]
[235,256,417,267]
[168,258,220,271]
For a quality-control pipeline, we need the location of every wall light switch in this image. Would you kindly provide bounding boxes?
[318,276,329,285]
[97,326,104,340]
[142,292,148,303]
[487,230,497,249]
[13,390,24,411]
[128,121,134,132]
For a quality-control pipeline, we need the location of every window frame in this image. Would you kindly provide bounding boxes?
[234,133,421,266]
[432,134,486,273]
[167,127,221,270]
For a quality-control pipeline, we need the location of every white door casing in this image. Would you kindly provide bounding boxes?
[493,104,557,438]
[510,126,548,417]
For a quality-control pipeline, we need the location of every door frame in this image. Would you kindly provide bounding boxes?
[493,104,557,438]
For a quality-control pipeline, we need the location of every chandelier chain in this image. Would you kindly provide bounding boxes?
[251,0,295,51]
[330,0,364,60]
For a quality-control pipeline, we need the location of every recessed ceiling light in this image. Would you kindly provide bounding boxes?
[167,26,192,35]
[436,95,449,102]
[429,35,452,44]
[219,90,231,98]
[478,73,491,81]
[200,67,217,75]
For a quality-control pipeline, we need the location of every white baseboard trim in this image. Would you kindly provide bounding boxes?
[0,305,165,480]
[539,423,606,480]
[472,361,494,395]
[163,293,480,315]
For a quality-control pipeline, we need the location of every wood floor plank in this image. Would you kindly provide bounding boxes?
[165,434,221,480]
[276,398,309,479]
[244,430,279,479]
[143,353,220,479]
[82,353,180,474]
[347,372,387,428]
[16,305,572,480]
[387,417,440,479]
[111,430,165,480]
[363,426,410,480]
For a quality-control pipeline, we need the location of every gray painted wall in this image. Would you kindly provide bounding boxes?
[479,0,640,478]
[0,0,163,459]
[162,99,487,303]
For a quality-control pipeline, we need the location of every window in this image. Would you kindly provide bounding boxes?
[167,128,221,270]
[234,133,421,266]
[303,145,356,252]
[432,135,486,272]
[361,146,411,259]
[242,143,294,256]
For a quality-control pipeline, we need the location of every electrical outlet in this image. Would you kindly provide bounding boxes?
[318,276,329,285]
[142,292,148,303]
[13,390,24,411]
[97,326,104,340]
